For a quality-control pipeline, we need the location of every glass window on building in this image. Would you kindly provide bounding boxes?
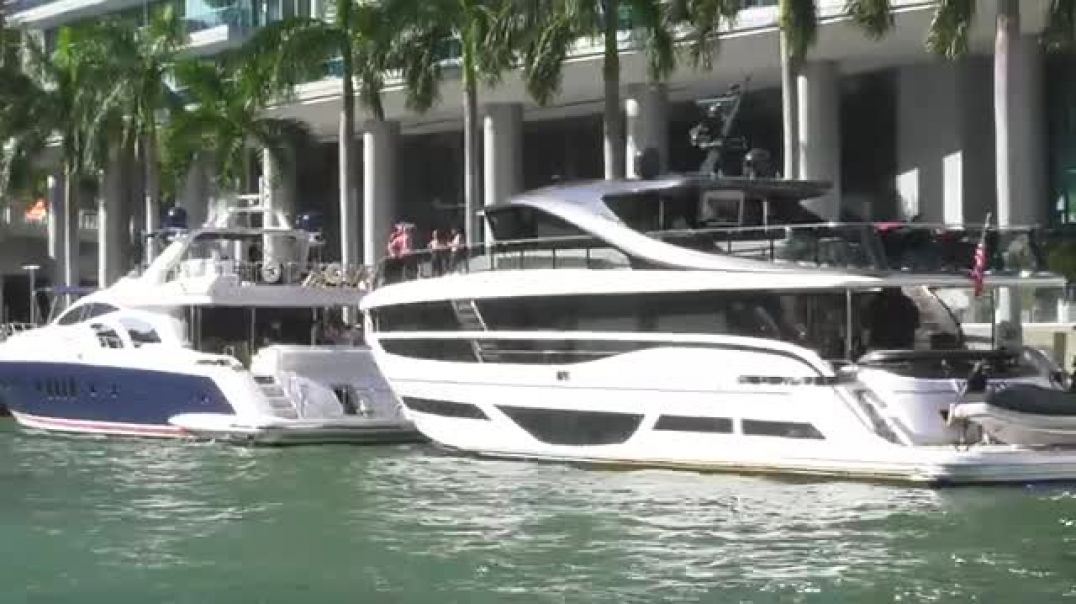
[264,0,312,23]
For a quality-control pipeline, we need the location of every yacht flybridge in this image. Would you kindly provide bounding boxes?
[359,90,1076,485]
[0,202,418,445]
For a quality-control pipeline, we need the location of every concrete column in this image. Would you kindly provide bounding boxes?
[46,170,65,286]
[98,146,128,287]
[483,103,523,241]
[797,61,841,220]
[261,151,296,265]
[1005,35,1047,226]
[362,120,399,268]
[625,83,669,178]
[895,59,996,224]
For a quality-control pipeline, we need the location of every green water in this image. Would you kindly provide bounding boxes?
[1,420,1075,603]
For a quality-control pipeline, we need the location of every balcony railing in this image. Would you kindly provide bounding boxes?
[184,3,253,34]
[0,205,99,233]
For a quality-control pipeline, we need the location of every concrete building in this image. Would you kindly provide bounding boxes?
[0,0,1067,321]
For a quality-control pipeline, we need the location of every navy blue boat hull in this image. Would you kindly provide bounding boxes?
[0,361,233,436]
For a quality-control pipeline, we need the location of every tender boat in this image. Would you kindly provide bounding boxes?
[0,202,419,445]
[358,92,1076,484]
[950,383,1076,446]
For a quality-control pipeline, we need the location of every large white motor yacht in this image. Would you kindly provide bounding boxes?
[0,202,418,445]
[360,169,1076,485]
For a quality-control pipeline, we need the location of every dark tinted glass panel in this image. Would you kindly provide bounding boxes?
[497,406,642,445]
[485,206,589,241]
[373,302,460,331]
[403,397,488,420]
[741,419,824,440]
[378,338,821,372]
[381,339,477,362]
[654,415,732,433]
[84,303,118,320]
[477,290,849,358]
[120,318,161,346]
[57,306,85,325]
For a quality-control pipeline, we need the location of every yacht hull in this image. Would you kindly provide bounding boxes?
[372,346,1076,485]
[409,405,1076,485]
[0,359,415,445]
[0,361,233,437]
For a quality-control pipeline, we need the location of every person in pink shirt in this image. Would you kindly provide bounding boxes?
[386,224,403,259]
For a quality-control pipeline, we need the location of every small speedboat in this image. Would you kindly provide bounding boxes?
[950,384,1076,446]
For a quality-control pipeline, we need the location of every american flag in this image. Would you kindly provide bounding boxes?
[970,213,991,297]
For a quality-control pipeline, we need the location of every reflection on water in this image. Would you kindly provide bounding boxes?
[1,420,1074,603]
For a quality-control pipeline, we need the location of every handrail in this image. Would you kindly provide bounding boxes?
[372,221,1053,289]
[164,258,372,290]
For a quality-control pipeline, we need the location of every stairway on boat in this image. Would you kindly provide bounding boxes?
[450,299,502,362]
[253,375,299,419]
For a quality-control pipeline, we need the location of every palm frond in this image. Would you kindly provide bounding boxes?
[677,0,741,70]
[926,0,975,59]
[779,0,818,61]
[1045,0,1076,50]
[521,8,575,105]
[845,0,893,39]
[625,0,677,81]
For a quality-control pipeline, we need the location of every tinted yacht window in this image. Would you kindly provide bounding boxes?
[373,302,460,332]
[120,318,161,347]
[477,290,851,359]
[486,206,589,241]
[56,303,117,325]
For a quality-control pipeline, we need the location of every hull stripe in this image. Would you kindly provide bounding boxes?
[11,411,187,438]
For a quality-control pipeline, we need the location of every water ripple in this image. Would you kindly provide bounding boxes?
[1,420,1075,603]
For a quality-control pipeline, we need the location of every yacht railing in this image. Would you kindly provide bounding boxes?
[166,258,373,289]
[648,221,1047,274]
[374,222,1052,287]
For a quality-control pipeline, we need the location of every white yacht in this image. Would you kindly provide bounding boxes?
[0,202,418,445]
[359,169,1076,485]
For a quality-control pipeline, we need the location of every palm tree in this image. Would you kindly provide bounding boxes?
[389,0,520,244]
[161,56,313,209]
[242,0,408,269]
[773,0,891,179]
[77,6,185,273]
[521,0,677,181]
[0,27,100,295]
[927,1,1076,225]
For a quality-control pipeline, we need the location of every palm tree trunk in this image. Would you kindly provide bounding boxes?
[602,0,625,180]
[994,0,1021,339]
[62,160,79,304]
[338,0,358,279]
[462,37,481,247]
[779,29,799,179]
[143,133,161,265]
[129,137,145,270]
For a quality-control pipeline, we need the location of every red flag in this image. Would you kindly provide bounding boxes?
[970,213,991,297]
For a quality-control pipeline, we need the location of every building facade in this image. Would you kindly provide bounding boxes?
[0,0,1068,319]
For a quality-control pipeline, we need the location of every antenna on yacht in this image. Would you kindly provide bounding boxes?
[690,77,750,176]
